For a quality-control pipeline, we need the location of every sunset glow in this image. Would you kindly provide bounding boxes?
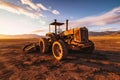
[0,0,120,35]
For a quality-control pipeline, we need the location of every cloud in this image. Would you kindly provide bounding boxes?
[0,0,42,18]
[52,10,60,15]
[0,0,60,19]
[101,27,116,32]
[21,0,39,10]
[71,7,120,27]
[21,0,60,15]
[36,3,48,11]
[21,0,48,11]
[26,6,33,11]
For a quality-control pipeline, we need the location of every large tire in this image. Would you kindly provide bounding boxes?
[39,38,48,53]
[83,40,95,53]
[52,40,68,61]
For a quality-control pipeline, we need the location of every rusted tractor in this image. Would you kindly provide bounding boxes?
[39,19,94,61]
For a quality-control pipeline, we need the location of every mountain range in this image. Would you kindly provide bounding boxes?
[0,31,120,39]
[0,34,41,39]
[89,31,120,36]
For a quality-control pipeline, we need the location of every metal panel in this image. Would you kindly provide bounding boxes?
[74,28,81,42]
[81,28,88,42]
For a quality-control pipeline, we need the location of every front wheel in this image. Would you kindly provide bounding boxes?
[83,40,95,53]
[52,40,68,61]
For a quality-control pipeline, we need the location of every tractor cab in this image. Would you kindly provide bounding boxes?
[49,19,68,34]
[46,19,64,44]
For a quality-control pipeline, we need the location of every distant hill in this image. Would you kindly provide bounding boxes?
[89,31,120,36]
[0,30,120,39]
[0,34,41,39]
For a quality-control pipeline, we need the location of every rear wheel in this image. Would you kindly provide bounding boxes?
[52,40,68,61]
[39,38,49,53]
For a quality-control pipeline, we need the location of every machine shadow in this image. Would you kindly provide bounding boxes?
[66,50,120,62]
[63,50,120,74]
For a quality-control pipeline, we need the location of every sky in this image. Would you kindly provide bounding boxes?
[0,0,120,35]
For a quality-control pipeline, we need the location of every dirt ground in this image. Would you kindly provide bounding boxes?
[0,37,120,80]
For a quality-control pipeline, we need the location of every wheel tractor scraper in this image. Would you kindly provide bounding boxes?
[23,43,40,53]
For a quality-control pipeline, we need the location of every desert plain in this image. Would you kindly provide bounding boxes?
[0,36,120,80]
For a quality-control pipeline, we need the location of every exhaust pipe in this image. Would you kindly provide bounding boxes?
[66,19,68,31]
[55,19,57,34]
